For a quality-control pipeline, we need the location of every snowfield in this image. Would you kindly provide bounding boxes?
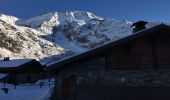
[0,84,52,100]
[0,79,54,100]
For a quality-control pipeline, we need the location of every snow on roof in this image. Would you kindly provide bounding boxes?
[46,53,81,67]
[0,73,8,79]
[0,59,33,68]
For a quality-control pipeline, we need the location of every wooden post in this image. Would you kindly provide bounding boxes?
[40,81,43,88]
[13,76,17,89]
[63,74,76,100]
[14,84,16,89]
[48,77,50,88]
[48,78,50,81]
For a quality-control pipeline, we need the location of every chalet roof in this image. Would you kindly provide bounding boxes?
[47,24,170,72]
[0,59,32,68]
[0,59,43,73]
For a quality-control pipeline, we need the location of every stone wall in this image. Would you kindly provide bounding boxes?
[57,57,170,86]
[51,57,170,100]
[76,69,170,86]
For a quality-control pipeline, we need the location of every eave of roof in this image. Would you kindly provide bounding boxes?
[0,59,33,68]
[0,59,43,73]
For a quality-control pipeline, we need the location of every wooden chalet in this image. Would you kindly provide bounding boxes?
[47,22,170,100]
[0,58,44,84]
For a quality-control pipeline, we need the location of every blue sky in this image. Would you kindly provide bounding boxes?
[0,0,170,22]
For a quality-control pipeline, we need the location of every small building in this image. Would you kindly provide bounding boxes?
[47,23,170,100]
[0,58,44,84]
[131,21,148,32]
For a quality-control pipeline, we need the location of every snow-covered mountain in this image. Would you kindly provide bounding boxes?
[17,11,133,52]
[0,11,134,64]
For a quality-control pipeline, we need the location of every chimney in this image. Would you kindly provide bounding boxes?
[131,21,148,33]
[4,57,10,61]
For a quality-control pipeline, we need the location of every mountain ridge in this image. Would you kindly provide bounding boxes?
[0,11,158,64]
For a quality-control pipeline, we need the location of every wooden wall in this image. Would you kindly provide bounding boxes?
[155,30,170,67]
[105,30,170,69]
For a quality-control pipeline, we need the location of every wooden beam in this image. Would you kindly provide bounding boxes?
[151,34,158,70]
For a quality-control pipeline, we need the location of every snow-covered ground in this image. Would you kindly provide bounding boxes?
[0,79,54,100]
[0,84,52,100]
